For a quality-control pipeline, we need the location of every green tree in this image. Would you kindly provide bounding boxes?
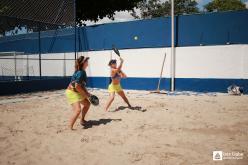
[132,0,199,19]
[0,0,143,23]
[0,0,143,35]
[77,0,142,23]
[204,0,246,12]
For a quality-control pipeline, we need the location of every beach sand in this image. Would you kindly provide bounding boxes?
[0,89,247,165]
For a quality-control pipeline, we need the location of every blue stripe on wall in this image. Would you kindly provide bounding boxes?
[177,10,248,46]
[0,10,248,53]
[174,78,248,93]
[0,78,70,95]
[87,77,172,90]
[87,77,248,93]
[0,28,81,53]
[0,77,247,95]
[85,17,171,51]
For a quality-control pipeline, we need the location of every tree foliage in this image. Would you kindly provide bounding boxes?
[132,0,199,19]
[204,0,246,12]
[0,0,142,35]
[76,0,142,24]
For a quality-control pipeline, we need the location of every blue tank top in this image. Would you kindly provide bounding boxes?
[71,70,87,87]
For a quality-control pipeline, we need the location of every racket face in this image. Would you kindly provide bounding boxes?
[89,95,99,106]
[112,46,120,56]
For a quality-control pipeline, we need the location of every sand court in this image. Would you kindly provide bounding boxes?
[0,89,247,165]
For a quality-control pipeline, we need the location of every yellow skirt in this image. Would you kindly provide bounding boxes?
[65,89,86,105]
[108,83,123,93]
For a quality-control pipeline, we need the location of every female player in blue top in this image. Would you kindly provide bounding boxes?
[65,56,91,130]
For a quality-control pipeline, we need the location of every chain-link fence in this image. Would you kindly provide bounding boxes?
[0,0,77,82]
[0,51,77,81]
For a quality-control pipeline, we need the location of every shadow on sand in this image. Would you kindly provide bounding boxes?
[112,106,147,112]
[82,119,122,129]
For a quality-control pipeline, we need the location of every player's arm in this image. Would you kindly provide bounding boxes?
[75,83,90,97]
[117,57,124,72]
[112,58,124,74]
[120,70,127,78]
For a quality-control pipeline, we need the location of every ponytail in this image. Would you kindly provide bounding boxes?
[75,56,85,71]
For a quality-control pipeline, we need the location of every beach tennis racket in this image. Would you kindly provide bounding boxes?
[112,45,120,57]
[88,94,99,106]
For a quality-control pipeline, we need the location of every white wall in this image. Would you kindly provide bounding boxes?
[175,45,247,79]
[86,45,248,79]
[1,45,247,79]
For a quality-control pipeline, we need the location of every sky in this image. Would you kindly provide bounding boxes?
[86,0,248,25]
[197,0,211,9]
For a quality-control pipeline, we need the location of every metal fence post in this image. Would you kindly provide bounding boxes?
[27,54,29,80]
[63,53,66,77]
[1,65,4,81]
[39,26,42,79]
[14,51,17,81]
[74,0,77,60]
[170,0,175,92]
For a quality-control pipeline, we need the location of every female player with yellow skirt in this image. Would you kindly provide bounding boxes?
[65,56,91,130]
[105,57,132,111]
